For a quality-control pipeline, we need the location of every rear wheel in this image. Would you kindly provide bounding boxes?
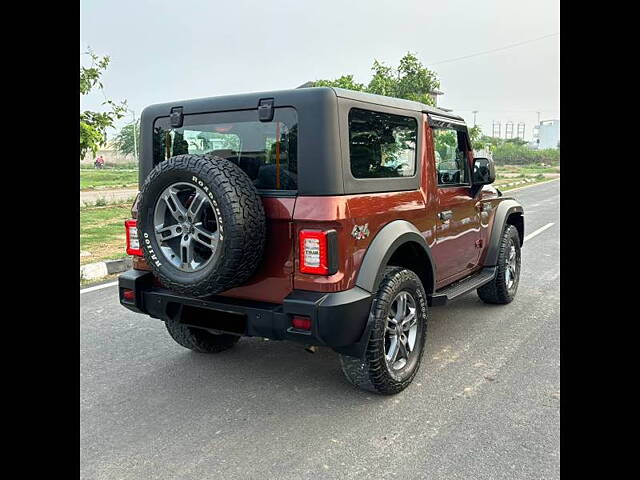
[477,224,521,304]
[165,318,239,353]
[339,267,429,395]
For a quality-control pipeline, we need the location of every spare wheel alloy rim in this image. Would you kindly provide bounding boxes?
[153,182,221,272]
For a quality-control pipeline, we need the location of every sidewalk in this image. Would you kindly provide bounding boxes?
[80,188,138,206]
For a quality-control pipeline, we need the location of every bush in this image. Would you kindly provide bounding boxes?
[493,144,559,165]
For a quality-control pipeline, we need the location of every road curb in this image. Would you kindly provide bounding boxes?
[81,258,131,281]
[502,177,559,193]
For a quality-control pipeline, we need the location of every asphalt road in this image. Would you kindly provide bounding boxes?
[80,179,560,480]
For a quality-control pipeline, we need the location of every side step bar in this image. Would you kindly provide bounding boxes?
[429,267,496,306]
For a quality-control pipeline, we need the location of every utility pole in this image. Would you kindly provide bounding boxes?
[536,111,541,125]
[472,110,478,127]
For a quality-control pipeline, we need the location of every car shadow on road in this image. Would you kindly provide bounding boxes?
[110,292,499,409]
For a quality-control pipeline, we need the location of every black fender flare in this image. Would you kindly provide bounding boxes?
[337,220,435,359]
[484,200,524,266]
[355,220,436,295]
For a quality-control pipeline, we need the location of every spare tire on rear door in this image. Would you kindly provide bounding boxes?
[137,154,266,297]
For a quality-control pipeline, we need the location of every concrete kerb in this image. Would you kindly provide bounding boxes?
[81,258,132,281]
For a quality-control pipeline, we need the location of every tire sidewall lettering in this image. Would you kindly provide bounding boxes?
[191,175,224,240]
[143,232,162,267]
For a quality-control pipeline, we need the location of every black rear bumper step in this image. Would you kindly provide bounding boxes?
[118,269,374,358]
[430,267,496,306]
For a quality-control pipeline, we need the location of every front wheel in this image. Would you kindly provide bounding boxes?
[339,267,429,395]
[477,224,521,304]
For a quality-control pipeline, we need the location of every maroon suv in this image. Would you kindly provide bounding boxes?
[119,87,524,394]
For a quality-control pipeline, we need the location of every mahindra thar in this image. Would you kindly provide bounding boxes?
[119,87,524,395]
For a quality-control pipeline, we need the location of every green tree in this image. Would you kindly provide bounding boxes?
[313,52,440,106]
[113,121,140,156]
[80,48,127,159]
[469,126,482,145]
[313,74,365,91]
[503,137,527,147]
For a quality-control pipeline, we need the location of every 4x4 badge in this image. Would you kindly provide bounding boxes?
[352,223,370,240]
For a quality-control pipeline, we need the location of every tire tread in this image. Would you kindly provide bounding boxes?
[340,267,428,395]
[477,224,520,304]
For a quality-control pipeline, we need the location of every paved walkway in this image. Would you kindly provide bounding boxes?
[80,188,138,206]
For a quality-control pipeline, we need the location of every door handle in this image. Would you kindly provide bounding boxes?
[438,210,453,222]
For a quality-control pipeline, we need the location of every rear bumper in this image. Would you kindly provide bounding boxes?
[118,270,374,358]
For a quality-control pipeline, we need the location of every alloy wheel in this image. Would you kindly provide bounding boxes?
[153,182,220,272]
[385,291,419,371]
[505,240,519,290]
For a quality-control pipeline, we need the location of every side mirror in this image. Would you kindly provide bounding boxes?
[472,157,495,185]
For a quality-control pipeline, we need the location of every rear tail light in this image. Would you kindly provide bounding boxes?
[298,229,338,275]
[299,230,328,274]
[122,289,135,301]
[292,315,312,331]
[125,219,143,256]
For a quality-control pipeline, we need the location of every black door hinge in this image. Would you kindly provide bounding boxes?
[170,107,184,128]
[258,98,275,122]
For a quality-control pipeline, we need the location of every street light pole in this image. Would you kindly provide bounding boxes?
[472,110,478,127]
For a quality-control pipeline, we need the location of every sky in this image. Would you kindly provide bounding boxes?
[80,0,559,142]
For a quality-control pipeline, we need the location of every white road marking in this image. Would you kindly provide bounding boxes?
[80,281,118,295]
[524,222,555,243]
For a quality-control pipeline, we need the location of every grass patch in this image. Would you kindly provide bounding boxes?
[80,203,131,265]
[80,169,138,190]
[496,163,560,175]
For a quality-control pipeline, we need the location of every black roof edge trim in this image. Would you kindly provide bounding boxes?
[427,113,467,128]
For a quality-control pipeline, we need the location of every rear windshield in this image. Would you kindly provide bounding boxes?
[153,108,298,191]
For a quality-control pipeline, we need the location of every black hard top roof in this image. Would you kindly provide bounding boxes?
[141,86,464,123]
[330,87,464,121]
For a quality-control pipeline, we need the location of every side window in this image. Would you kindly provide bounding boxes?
[349,109,417,179]
[433,128,469,186]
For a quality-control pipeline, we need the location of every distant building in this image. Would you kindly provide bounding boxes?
[532,119,560,149]
[428,89,443,106]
